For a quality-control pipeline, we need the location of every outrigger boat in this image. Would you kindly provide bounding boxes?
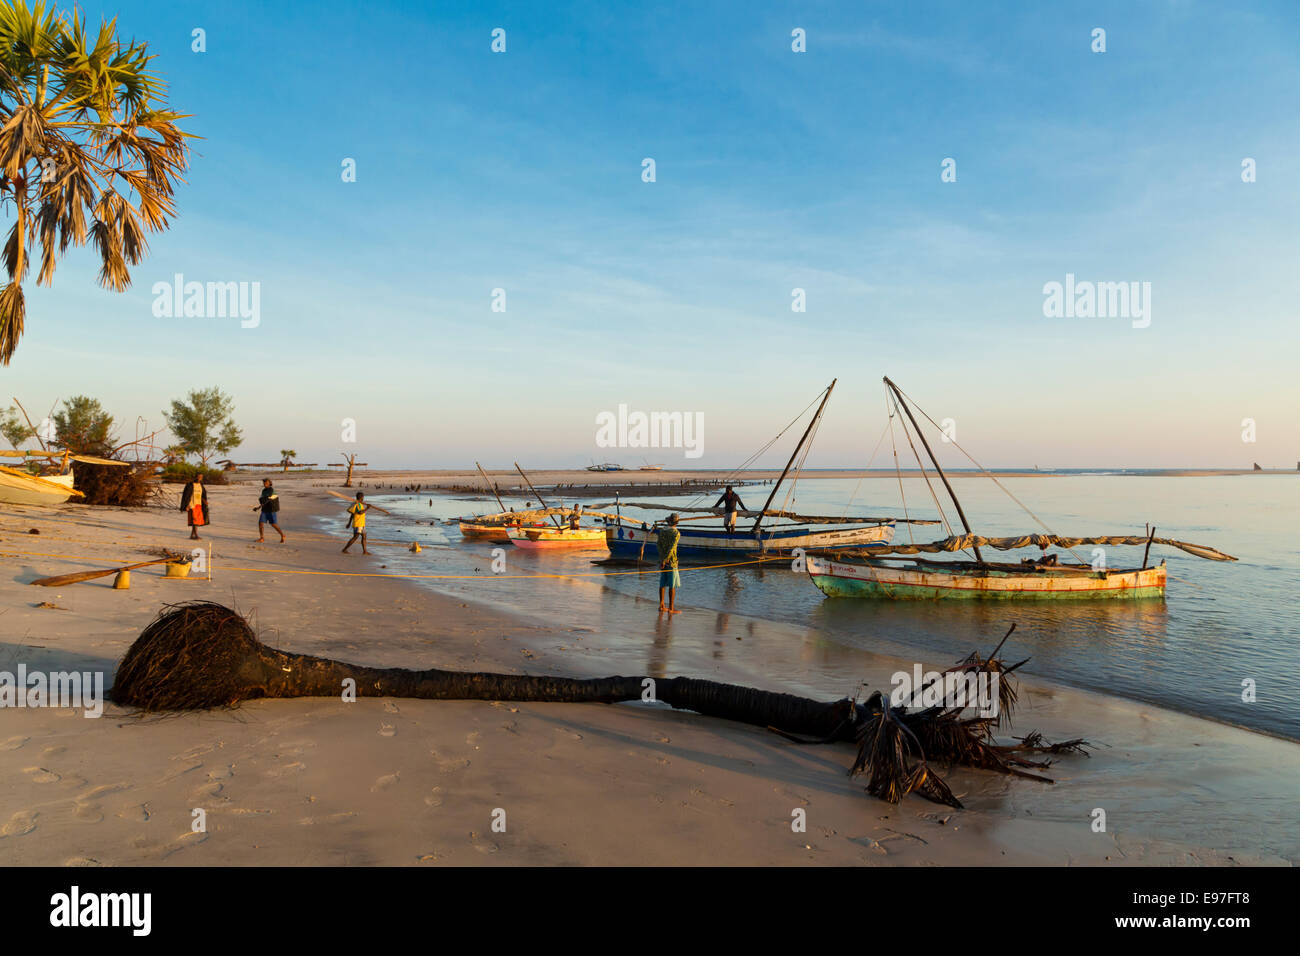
[0,449,128,507]
[805,378,1237,600]
[507,526,607,550]
[602,380,935,561]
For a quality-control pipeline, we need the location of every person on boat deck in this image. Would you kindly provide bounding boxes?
[179,472,209,541]
[714,486,747,533]
[569,503,582,530]
[342,491,370,555]
[657,513,681,615]
[254,478,286,543]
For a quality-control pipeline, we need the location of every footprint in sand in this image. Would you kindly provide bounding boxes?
[431,753,470,774]
[192,781,225,800]
[0,736,29,752]
[378,723,396,738]
[370,772,400,792]
[117,804,150,823]
[1,810,38,837]
[64,857,104,867]
[382,700,400,714]
[298,811,357,826]
[424,787,444,808]
[42,745,66,756]
[159,831,208,858]
[22,767,61,784]
[465,731,480,747]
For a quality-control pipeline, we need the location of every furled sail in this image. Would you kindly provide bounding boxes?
[860,533,1237,562]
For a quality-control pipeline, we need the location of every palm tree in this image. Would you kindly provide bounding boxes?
[0,0,191,364]
[111,603,1091,809]
[279,448,296,472]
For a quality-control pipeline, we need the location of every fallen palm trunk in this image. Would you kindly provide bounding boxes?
[110,602,1087,808]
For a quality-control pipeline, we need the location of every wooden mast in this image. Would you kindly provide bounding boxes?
[753,379,837,534]
[883,377,984,563]
[514,462,563,528]
[476,461,507,512]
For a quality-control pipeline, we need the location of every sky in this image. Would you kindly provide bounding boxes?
[3,0,1299,469]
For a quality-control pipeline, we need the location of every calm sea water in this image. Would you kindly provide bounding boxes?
[333,476,1300,742]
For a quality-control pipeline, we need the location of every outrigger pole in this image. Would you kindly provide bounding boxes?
[476,461,507,512]
[514,462,564,529]
[883,376,984,563]
[753,379,837,534]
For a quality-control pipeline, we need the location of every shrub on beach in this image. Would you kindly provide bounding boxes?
[159,462,228,485]
[72,461,162,507]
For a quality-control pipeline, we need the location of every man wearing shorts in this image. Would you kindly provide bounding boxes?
[255,478,286,543]
[657,513,681,614]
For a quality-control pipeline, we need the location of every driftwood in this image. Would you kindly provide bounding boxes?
[109,604,1088,808]
[31,553,185,587]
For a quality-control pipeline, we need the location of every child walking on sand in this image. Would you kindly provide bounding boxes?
[342,491,370,555]
[254,478,286,543]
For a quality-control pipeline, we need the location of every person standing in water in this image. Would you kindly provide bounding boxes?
[568,502,582,530]
[342,491,370,554]
[714,485,748,534]
[657,513,681,615]
[254,478,286,543]
[180,472,208,540]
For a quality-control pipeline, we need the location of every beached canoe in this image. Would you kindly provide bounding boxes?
[458,521,516,542]
[0,467,81,506]
[507,526,608,550]
[805,554,1167,600]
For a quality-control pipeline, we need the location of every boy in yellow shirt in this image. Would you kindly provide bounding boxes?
[342,491,371,555]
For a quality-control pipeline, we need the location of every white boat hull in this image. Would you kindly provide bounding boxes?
[0,469,77,506]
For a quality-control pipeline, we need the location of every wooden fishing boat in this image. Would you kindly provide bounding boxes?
[508,526,607,550]
[807,554,1167,600]
[602,380,932,560]
[0,466,81,506]
[606,520,894,559]
[458,521,517,542]
[803,378,1236,601]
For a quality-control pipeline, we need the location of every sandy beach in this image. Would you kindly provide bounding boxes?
[1,480,1295,866]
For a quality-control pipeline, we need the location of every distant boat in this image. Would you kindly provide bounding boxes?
[637,459,664,471]
[587,461,625,472]
[804,377,1236,601]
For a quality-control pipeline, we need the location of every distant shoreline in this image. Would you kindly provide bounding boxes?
[229,466,1300,487]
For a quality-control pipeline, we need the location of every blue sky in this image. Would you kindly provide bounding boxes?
[4,0,1299,468]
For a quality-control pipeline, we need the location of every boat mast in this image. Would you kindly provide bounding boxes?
[476,461,507,512]
[753,379,837,534]
[882,377,984,563]
[514,462,564,528]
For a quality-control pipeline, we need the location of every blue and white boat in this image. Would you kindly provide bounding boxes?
[603,518,895,560]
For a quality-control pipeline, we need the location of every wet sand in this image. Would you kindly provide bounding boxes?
[0,485,1295,865]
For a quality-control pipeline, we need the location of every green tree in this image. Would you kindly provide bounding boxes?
[0,0,192,365]
[279,448,296,472]
[163,387,241,466]
[0,404,32,447]
[52,394,114,455]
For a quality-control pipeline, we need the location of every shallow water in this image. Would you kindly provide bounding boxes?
[332,475,1300,742]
